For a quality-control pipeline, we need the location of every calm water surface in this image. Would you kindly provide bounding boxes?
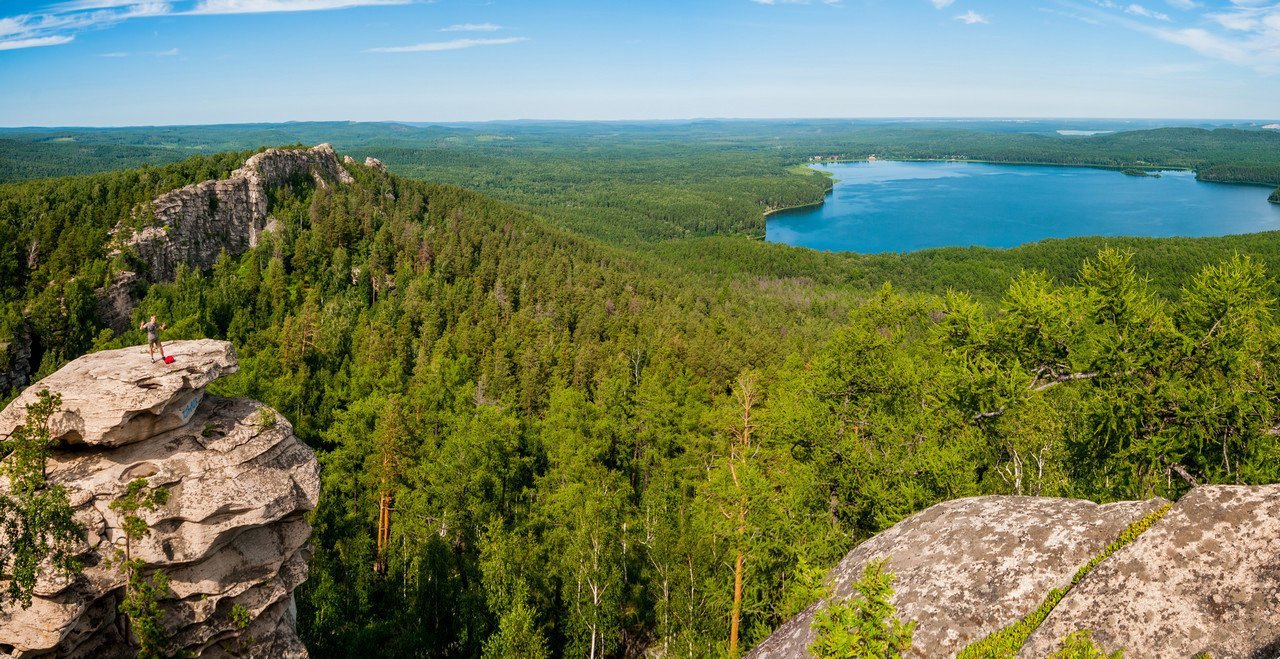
[766,161,1280,253]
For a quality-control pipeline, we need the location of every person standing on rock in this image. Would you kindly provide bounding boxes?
[141,315,167,363]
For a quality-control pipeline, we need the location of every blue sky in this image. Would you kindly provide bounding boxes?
[0,0,1277,125]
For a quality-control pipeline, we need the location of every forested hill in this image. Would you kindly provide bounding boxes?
[4,122,1279,244]
[4,146,1280,657]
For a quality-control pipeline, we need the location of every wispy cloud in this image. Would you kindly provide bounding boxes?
[186,0,410,15]
[1068,0,1280,73]
[0,0,409,52]
[931,0,955,8]
[0,34,75,50]
[96,45,180,56]
[0,3,169,51]
[1125,3,1171,20]
[441,22,501,32]
[368,36,528,53]
[955,10,988,24]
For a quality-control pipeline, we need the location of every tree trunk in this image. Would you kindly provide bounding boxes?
[729,546,745,657]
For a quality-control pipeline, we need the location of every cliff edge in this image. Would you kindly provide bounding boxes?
[0,340,319,657]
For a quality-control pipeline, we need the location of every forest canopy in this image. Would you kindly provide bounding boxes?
[3,129,1280,656]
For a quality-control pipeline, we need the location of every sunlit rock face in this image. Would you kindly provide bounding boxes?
[0,340,319,658]
[119,144,354,282]
[753,487,1280,658]
[747,496,1164,658]
[1020,484,1280,659]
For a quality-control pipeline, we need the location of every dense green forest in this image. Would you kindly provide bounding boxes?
[4,128,1280,657]
[4,121,1280,246]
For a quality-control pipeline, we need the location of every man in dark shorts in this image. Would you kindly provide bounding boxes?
[140,315,167,363]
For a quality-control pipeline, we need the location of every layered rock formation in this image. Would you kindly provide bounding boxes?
[0,340,319,657]
[751,488,1280,658]
[118,144,353,282]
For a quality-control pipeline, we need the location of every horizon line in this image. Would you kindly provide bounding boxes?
[2,116,1279,130]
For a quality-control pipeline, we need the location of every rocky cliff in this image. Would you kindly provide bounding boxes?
[0,340,319,657]
[117,144,354,282]
[751,488,1280,659]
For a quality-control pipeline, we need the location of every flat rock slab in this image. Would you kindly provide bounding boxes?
[1021,485,1280,658]
[747,495,1165,659]
[0,339,237,447]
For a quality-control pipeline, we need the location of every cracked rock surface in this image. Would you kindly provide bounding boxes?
[751,486,1280,659]
[0,340,319,657]
[1020,485,1280,659]
[747,496,1166,658]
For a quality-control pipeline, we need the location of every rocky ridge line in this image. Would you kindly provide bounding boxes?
[115,143,355,283]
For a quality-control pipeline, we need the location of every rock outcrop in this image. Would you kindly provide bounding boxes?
[751,488,1280,659]
[0,340,319,657]
[94,271,141,335]
[1020,485,1280,658]
[747,496,1165,658]
[118,144,353,281]
[0,322,33,395]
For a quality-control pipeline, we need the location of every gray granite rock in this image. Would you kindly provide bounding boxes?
[1021,485,1280,659]
[0,340,317,657]
[94,270,141,334]
[119,144,354,281]
[746,496,1166,659]
[0,321,33,394]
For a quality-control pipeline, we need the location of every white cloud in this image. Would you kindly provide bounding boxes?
[1125,3,1171,20]
[1072,0,1280,73]
[955,10,988,23]
[931,0,955,8]
[0,34,75,50]
[368,36,528,53]
[441,23,501,32]
[0,0,409,54]
[186,0,409,14]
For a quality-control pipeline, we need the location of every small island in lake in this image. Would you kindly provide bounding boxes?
[1121,168,1159,177]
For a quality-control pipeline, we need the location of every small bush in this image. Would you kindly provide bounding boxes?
[808,558,916,659]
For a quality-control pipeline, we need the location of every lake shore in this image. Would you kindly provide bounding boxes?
[766,159,1280,253]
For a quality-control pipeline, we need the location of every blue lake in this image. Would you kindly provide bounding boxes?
[765,161,1280,253]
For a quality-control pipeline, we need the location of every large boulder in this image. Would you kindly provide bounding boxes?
[1021,485,1280,658]
[0,340,319,657]
[747,496,1165,658]
[0,339,237,448]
